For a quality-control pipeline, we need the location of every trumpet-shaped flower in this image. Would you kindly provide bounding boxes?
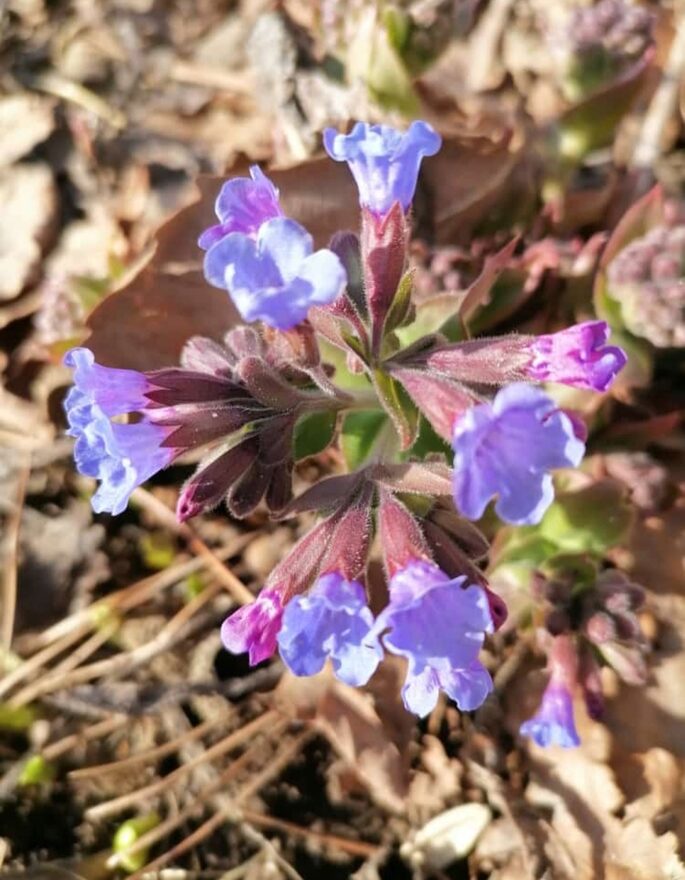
[277,573,382,686]
[375,560,493,717]
[221,588,284,666]
[203,217,346,330]
[520,680,580,748]
[528,321,627,391]
[323,121,441,216]
[64,349,176,515]
[452,384,585,526]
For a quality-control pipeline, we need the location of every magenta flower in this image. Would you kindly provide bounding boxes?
[203,217,346,330]
[277,573,383,686]
[528,321,627,391]
[323,121,441,216]
[520,680,580,748]
[375,560,493,717]
[452,384,585,526]
[198,165,282,250]
[221,588,284,666]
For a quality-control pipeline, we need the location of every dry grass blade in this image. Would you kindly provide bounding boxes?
[125,731,314,880]
[132,488,255,605]
[241,811,380,859]
[106,723,290,869]
[68,714,228,780]
[1,452,30,651]
[14,534,251,658]
[86,709,280,821]
[9,579,225,707]
[42,715,129,761]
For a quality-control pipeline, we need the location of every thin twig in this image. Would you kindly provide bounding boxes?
[1,452,30,651]
[241,811,380,859]
[0,621,92,700]
[42,715,128,761]
[132,488,255,606]
[9,581,224,707]
[68,713,229,780]
[106,724,290,869]
[86,709,280,821]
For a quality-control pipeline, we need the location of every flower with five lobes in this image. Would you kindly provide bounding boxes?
[527,321,627,391]
[451,384,586,526]
[64,347,179,515]
[374,561,494,716]
[323,120,441,216]
[204,217,347,330]
[277,573,383,686]
[200,165,346,331]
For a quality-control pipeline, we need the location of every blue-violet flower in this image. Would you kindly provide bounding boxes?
[528,320,627,391]
[203,217,346,330]
[198,165,282,250]
[452,383,585,526]
[323,121,441,217]
[520,679,581,748]
[64,348,175,515]
[277,572,383,686]
[375,560,493,717]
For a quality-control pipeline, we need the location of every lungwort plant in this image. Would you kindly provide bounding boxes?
[64,121,629,744]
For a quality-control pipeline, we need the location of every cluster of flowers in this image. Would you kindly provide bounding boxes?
[607,221,685,348]
[64,120,627,744]
[548,0,654,101]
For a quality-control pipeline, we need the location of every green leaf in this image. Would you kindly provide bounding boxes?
[139,531,177,570]
[293,410,337,460]
[19,755,56,786]
[538,480,635,555]
[114,813,160,873]
[494,533,561,568]
[341,410,388,470]
[0,702,36,732]
[340,328,368,363]
[373,369,419,450]
[383,270,415,337]
[401,415,450,460]
[348,13,419,115]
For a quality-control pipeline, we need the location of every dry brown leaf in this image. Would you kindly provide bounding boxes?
[525,748,624,880]
[0,164,58,300]
[605,818,685,880]
[275,670,408,814]
[0,94,55,167]
[603,487,685,758]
